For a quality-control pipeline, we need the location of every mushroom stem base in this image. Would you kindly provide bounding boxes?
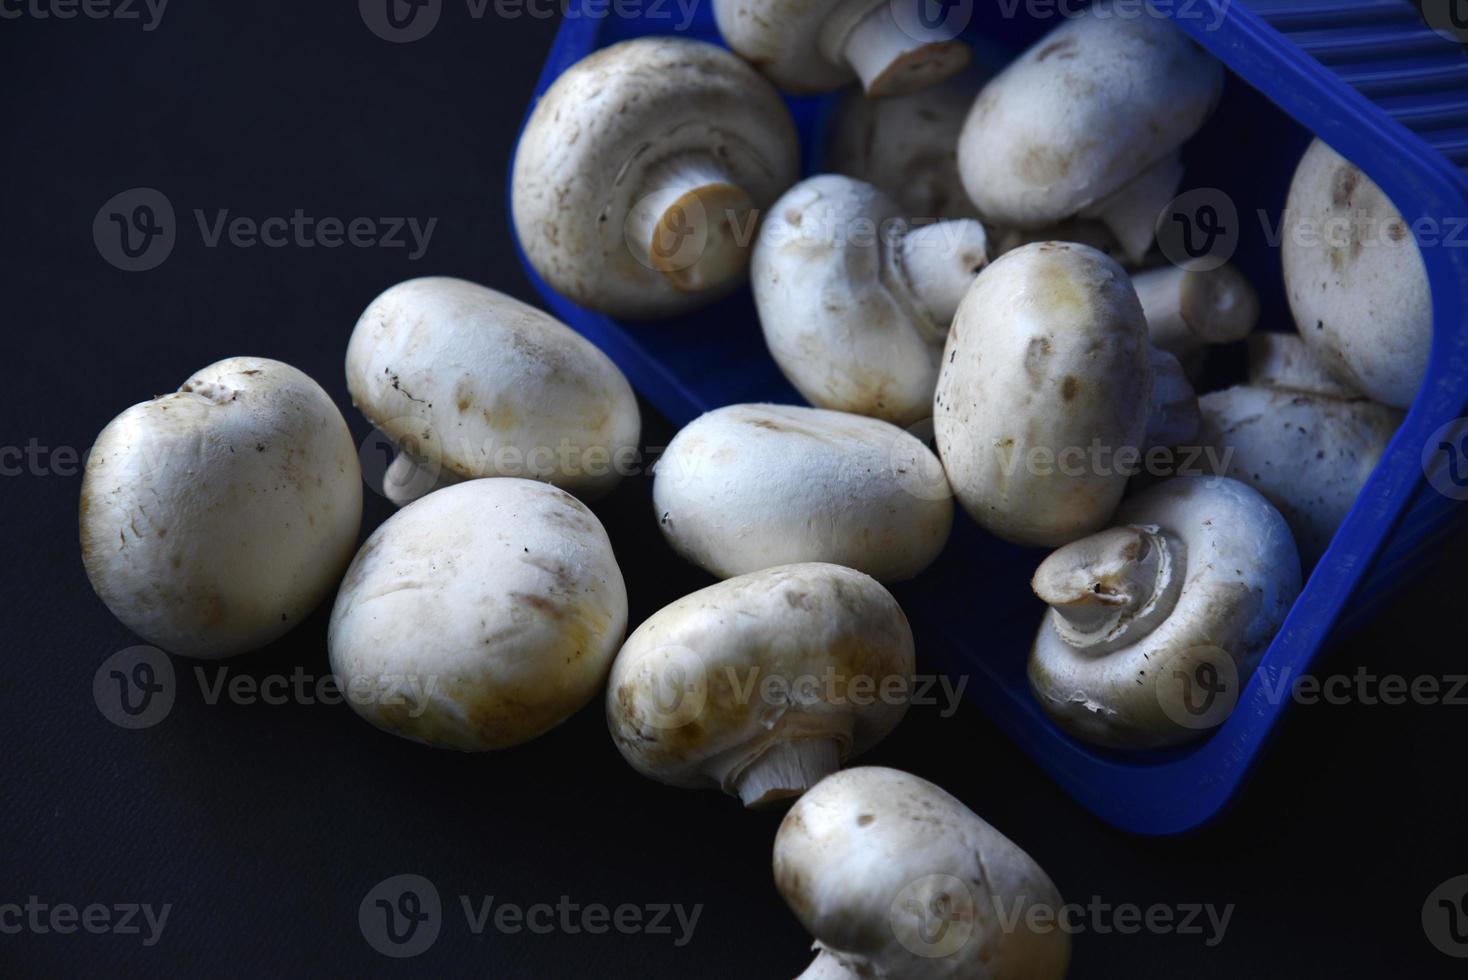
[1081,152,1184,265]
[898,219,990,340]
[842,3,971,98]
[735,738,841,809]
[627,154,754,295]
[795,950,862,980]
[1146,348,1200,449]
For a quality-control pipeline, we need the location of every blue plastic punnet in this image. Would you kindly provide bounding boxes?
[510,0,1468,834]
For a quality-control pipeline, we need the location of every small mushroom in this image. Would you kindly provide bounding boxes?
[957,5,1223,263]
[606,564,914,807]
[1193,332,1403,567]
[329,478,628,751]
[346,277,641,506]
[774,767,1071,980]
[824,70,985,220]
[1282,138,1431,408]
[714,0,971,98]
[511,37,800,319]
[654,404,954,582]
[1133,263,1260,362]
[80,357,363,658]
[1028,476,1301,749]
[753,175,990,425]
[934,242,1199,548]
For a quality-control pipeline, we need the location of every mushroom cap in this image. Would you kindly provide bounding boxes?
[80,357,363,659]
[606,564,914,794]
[1282,139,1431,408]
[753,176,987,425]
[511,37,799,319]
[957,6,1222,229]
[345,277,641,504]
[825,71,985,220]
[1029,476,1301,749]
[328,478,628,751]
[1197,384,1402,567]
[653,403,954,582]
[773,767,1071,980]
[934,242,1153,547]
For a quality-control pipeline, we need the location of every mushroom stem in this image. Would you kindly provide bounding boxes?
[1031,524,1183,652]
[1080,151,1184,265]
[897,219,990,339]
[734,738,842,808]
[840,3,971,99]
[383,451,463,508]
[1135,264,1260,357]
[795,951,862,980]
[1145,348,1200,448]
[628,153,756,294]
[1247,332,1357,399]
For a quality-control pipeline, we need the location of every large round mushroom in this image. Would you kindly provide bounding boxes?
[511,37,800,319]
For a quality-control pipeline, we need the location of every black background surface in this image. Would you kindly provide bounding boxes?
[3,3,1467,977]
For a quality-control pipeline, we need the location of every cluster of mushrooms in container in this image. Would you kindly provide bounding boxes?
[79,2,1430,976]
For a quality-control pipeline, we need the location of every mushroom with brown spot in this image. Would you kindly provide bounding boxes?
[933,242,1199,547]
[773,767,1071,979]
[511,37,800,319]
[753,175,991,425]
[606,563,914,807]
[1282,138,1431,408]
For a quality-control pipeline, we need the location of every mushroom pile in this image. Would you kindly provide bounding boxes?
[78,6,1436,976]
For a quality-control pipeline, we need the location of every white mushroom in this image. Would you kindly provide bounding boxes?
[1028,476,1300,749]
[714,0,971,98]
[1282,138,1431,408]
[80,357,362,659]
[753,175,990,425]
[1194,332,1403,567]
[934,242,1198,548]
[824,70,985,220]
[957,4,1223,263]
[653,404,954,582]
[329,478,627,751]
[346,277,641,507]
[606,564,914,807]
[774,767,1071,980]
[511,37,800,319]
[1133,263,1260,361]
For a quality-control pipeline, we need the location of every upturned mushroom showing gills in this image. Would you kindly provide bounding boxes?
[1282,139,1431,408]
[774,767,1071,980]
[933,242,1199,548]
[606,564,914,808]
[653,404,954,583]
[329,478,628,751]
[346,277,640,507]
[511,37,800,319]
[824,70,984,220]
[957,3,1223,263]
[80,357,362,659]
[714,0,971,98]
[753,175,991,426]
[1028,476,1301,750]
[1195,332,1403,567]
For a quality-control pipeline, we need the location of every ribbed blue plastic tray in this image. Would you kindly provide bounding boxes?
[510,0,1468,834]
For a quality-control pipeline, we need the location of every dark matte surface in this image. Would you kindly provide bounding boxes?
[2,4,1466,977]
